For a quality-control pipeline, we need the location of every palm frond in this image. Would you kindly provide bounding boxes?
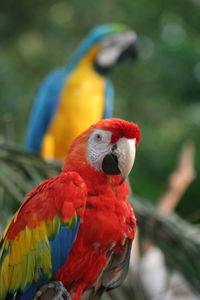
[133,198,200,293]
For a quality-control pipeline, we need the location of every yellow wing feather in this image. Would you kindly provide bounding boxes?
[0,219,54,298]
[0,172,87,300]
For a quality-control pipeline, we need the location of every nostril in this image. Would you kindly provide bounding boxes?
[111,144,117,152]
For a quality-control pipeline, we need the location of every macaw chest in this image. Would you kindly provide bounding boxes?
[78,198,136,252]
[41,66,107,161]
[60,66,106,118]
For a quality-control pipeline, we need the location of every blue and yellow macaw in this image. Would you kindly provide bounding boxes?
[25,23,138,161]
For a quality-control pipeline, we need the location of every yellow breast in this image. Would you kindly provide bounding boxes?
[41,48,105,161]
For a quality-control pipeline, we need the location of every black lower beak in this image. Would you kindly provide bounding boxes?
[117,42,138,63]
[93,42,138,75]
[102,153,120,175]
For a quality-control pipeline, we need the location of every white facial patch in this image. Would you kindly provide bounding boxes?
[96,31,137,67]
[87,129,112,172]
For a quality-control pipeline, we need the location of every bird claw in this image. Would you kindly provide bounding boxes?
[33,281,71,300]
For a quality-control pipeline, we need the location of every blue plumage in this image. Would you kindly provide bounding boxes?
[19,284,37,300]
[25,70,67,153]
[104,80,114,119]
[8,220,81,300]
[50,221,80,276]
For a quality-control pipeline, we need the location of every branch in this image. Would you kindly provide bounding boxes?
[158,142,196,214]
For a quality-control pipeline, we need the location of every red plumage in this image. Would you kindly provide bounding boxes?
[5,173,87,241]
[54,176,135,299]
[54,118,140,299]
[0,118,140,300]
[94,118,141,145]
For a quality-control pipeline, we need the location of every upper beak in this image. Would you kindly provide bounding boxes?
[115,138,136,183]
[117,31,138,61]
[101,137,136,181]
[95,31,138,70]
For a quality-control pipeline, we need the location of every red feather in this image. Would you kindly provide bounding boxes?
[57,118,139,299]
[93,118,141,146]
[6,172,86,240]
[1,118,140,300]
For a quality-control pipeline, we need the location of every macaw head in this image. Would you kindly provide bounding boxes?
[68,24,138,74]
[63,118,141,186]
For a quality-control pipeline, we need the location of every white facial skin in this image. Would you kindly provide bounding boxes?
[96,31,137,68]
[87,129,113,172]
[87,129,136,178]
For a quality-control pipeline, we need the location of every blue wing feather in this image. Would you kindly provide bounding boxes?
[50,221,80,276]
[24,69,68,153]
[12,220,81,300]
[19,284,37,300]
[103,80,114,119]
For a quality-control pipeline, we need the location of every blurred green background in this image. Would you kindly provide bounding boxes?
[1,0,200,220]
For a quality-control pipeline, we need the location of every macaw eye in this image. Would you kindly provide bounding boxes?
[94,133,102,142]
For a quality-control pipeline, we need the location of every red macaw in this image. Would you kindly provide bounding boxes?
[0,118,141,300]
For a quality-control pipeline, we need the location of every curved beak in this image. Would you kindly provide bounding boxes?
[101,137,136,182]
[94,31,138,74]
[115,138,136,184]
